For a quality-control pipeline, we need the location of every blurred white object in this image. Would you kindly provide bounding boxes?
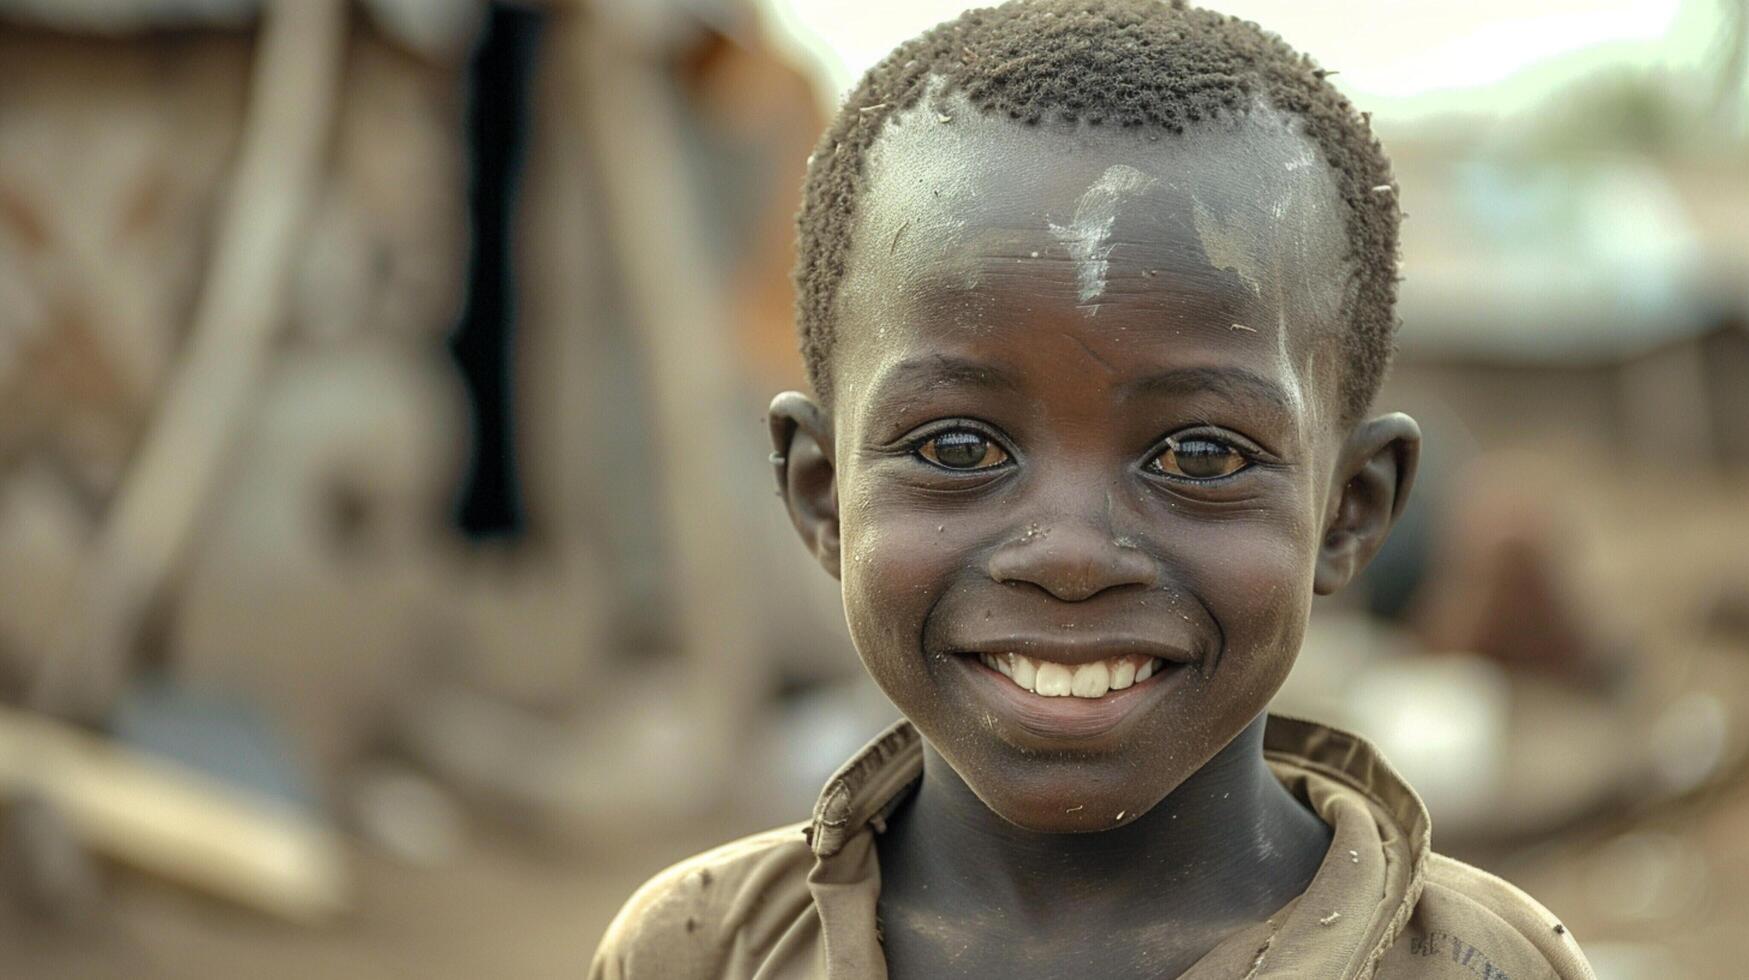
[349,762,465,868]
[1580,942,1688,980]
[758,0,1715,121]
[1399,157,1709,364]
[1346,653,1512,830]
[1646,690,1729,795]
[1584,831,1709,922]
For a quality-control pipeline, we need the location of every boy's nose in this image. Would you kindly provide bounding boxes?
[986,522,1160,602]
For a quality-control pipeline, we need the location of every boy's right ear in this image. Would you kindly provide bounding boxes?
[767,392,841,580]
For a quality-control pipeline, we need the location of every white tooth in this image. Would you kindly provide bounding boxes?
[1033,662,1073,697]
[980,653,994,671]
[996,654,1014,677]
[1070,661,1110,698]
[1011,655,1038,692]
[1135,659,1155,682]
[1110,659,1137,690]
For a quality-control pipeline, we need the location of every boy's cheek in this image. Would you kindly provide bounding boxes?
[1163,520,1315,680]
[1219,534,1315,626]
[1207,533,1317,704]
[836,501,952,662]
[835,498,1002,724]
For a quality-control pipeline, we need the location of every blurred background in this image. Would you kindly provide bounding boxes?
[0,0,1744,976]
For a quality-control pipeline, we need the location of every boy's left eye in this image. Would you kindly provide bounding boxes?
[1148,435,1251,480]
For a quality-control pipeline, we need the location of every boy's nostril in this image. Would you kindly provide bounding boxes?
[987,527,1159,600]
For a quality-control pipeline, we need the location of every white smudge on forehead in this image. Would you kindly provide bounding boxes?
[1047,164,1158,305]
[1192,200,1264,298]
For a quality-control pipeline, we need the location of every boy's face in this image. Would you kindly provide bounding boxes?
[774,96,1417,832]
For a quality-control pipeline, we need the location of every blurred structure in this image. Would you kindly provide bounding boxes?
[1,0,473,924]
[0,0,861,973]
[0,0,1743,977]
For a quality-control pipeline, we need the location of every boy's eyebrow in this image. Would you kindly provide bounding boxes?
[867,355,1021,402]
[1121,366,1295,417]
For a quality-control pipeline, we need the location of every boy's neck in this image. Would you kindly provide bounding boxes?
[875,714,1331,974]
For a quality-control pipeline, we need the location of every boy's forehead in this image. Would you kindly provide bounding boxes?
[835,93,1351,397]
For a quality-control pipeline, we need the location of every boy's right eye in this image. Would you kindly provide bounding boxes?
[916,429,1010,471]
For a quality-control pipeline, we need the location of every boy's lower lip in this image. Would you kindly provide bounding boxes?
[950,652,1180,744]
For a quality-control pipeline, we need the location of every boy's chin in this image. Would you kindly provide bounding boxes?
[962,764,1180,834]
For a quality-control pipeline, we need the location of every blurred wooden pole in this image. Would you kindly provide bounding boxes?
[32,0,348,721]
[570,16,764,784]
[0,705,347,922]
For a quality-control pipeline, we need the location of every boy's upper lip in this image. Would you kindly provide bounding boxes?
[948,634,1200,667]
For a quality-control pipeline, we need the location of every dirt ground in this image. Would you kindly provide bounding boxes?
[1491,777,1749,980]
[0,822,736,979]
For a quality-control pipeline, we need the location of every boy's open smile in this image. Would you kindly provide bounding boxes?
[957,645,1186,743]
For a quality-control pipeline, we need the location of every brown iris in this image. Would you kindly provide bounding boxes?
[919,430,1010,470]
[1152,435,1249,480]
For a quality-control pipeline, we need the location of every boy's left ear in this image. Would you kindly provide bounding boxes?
[1314,412,1421,596]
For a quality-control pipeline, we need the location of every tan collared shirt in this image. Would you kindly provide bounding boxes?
[591,716,1593,979]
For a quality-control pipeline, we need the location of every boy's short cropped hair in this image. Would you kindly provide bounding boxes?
[795,0,1401,420]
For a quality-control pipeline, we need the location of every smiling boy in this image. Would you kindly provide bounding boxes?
[590,2,1594,977]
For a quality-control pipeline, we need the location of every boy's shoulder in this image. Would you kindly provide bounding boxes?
[1376,851,1594,980]
[1264,714,1593,979]
[591,720,920,979]
[588,821,817,980]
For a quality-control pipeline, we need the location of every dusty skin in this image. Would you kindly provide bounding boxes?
[768,94,1421,979]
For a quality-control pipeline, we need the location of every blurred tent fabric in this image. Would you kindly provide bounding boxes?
[0,2,850,967]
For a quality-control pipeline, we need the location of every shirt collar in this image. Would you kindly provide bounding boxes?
[802,714,1434,979]
[806,718,922,858]
[803,712,1430,873]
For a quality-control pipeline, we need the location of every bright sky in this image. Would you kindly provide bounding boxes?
[756,0,1725,122]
